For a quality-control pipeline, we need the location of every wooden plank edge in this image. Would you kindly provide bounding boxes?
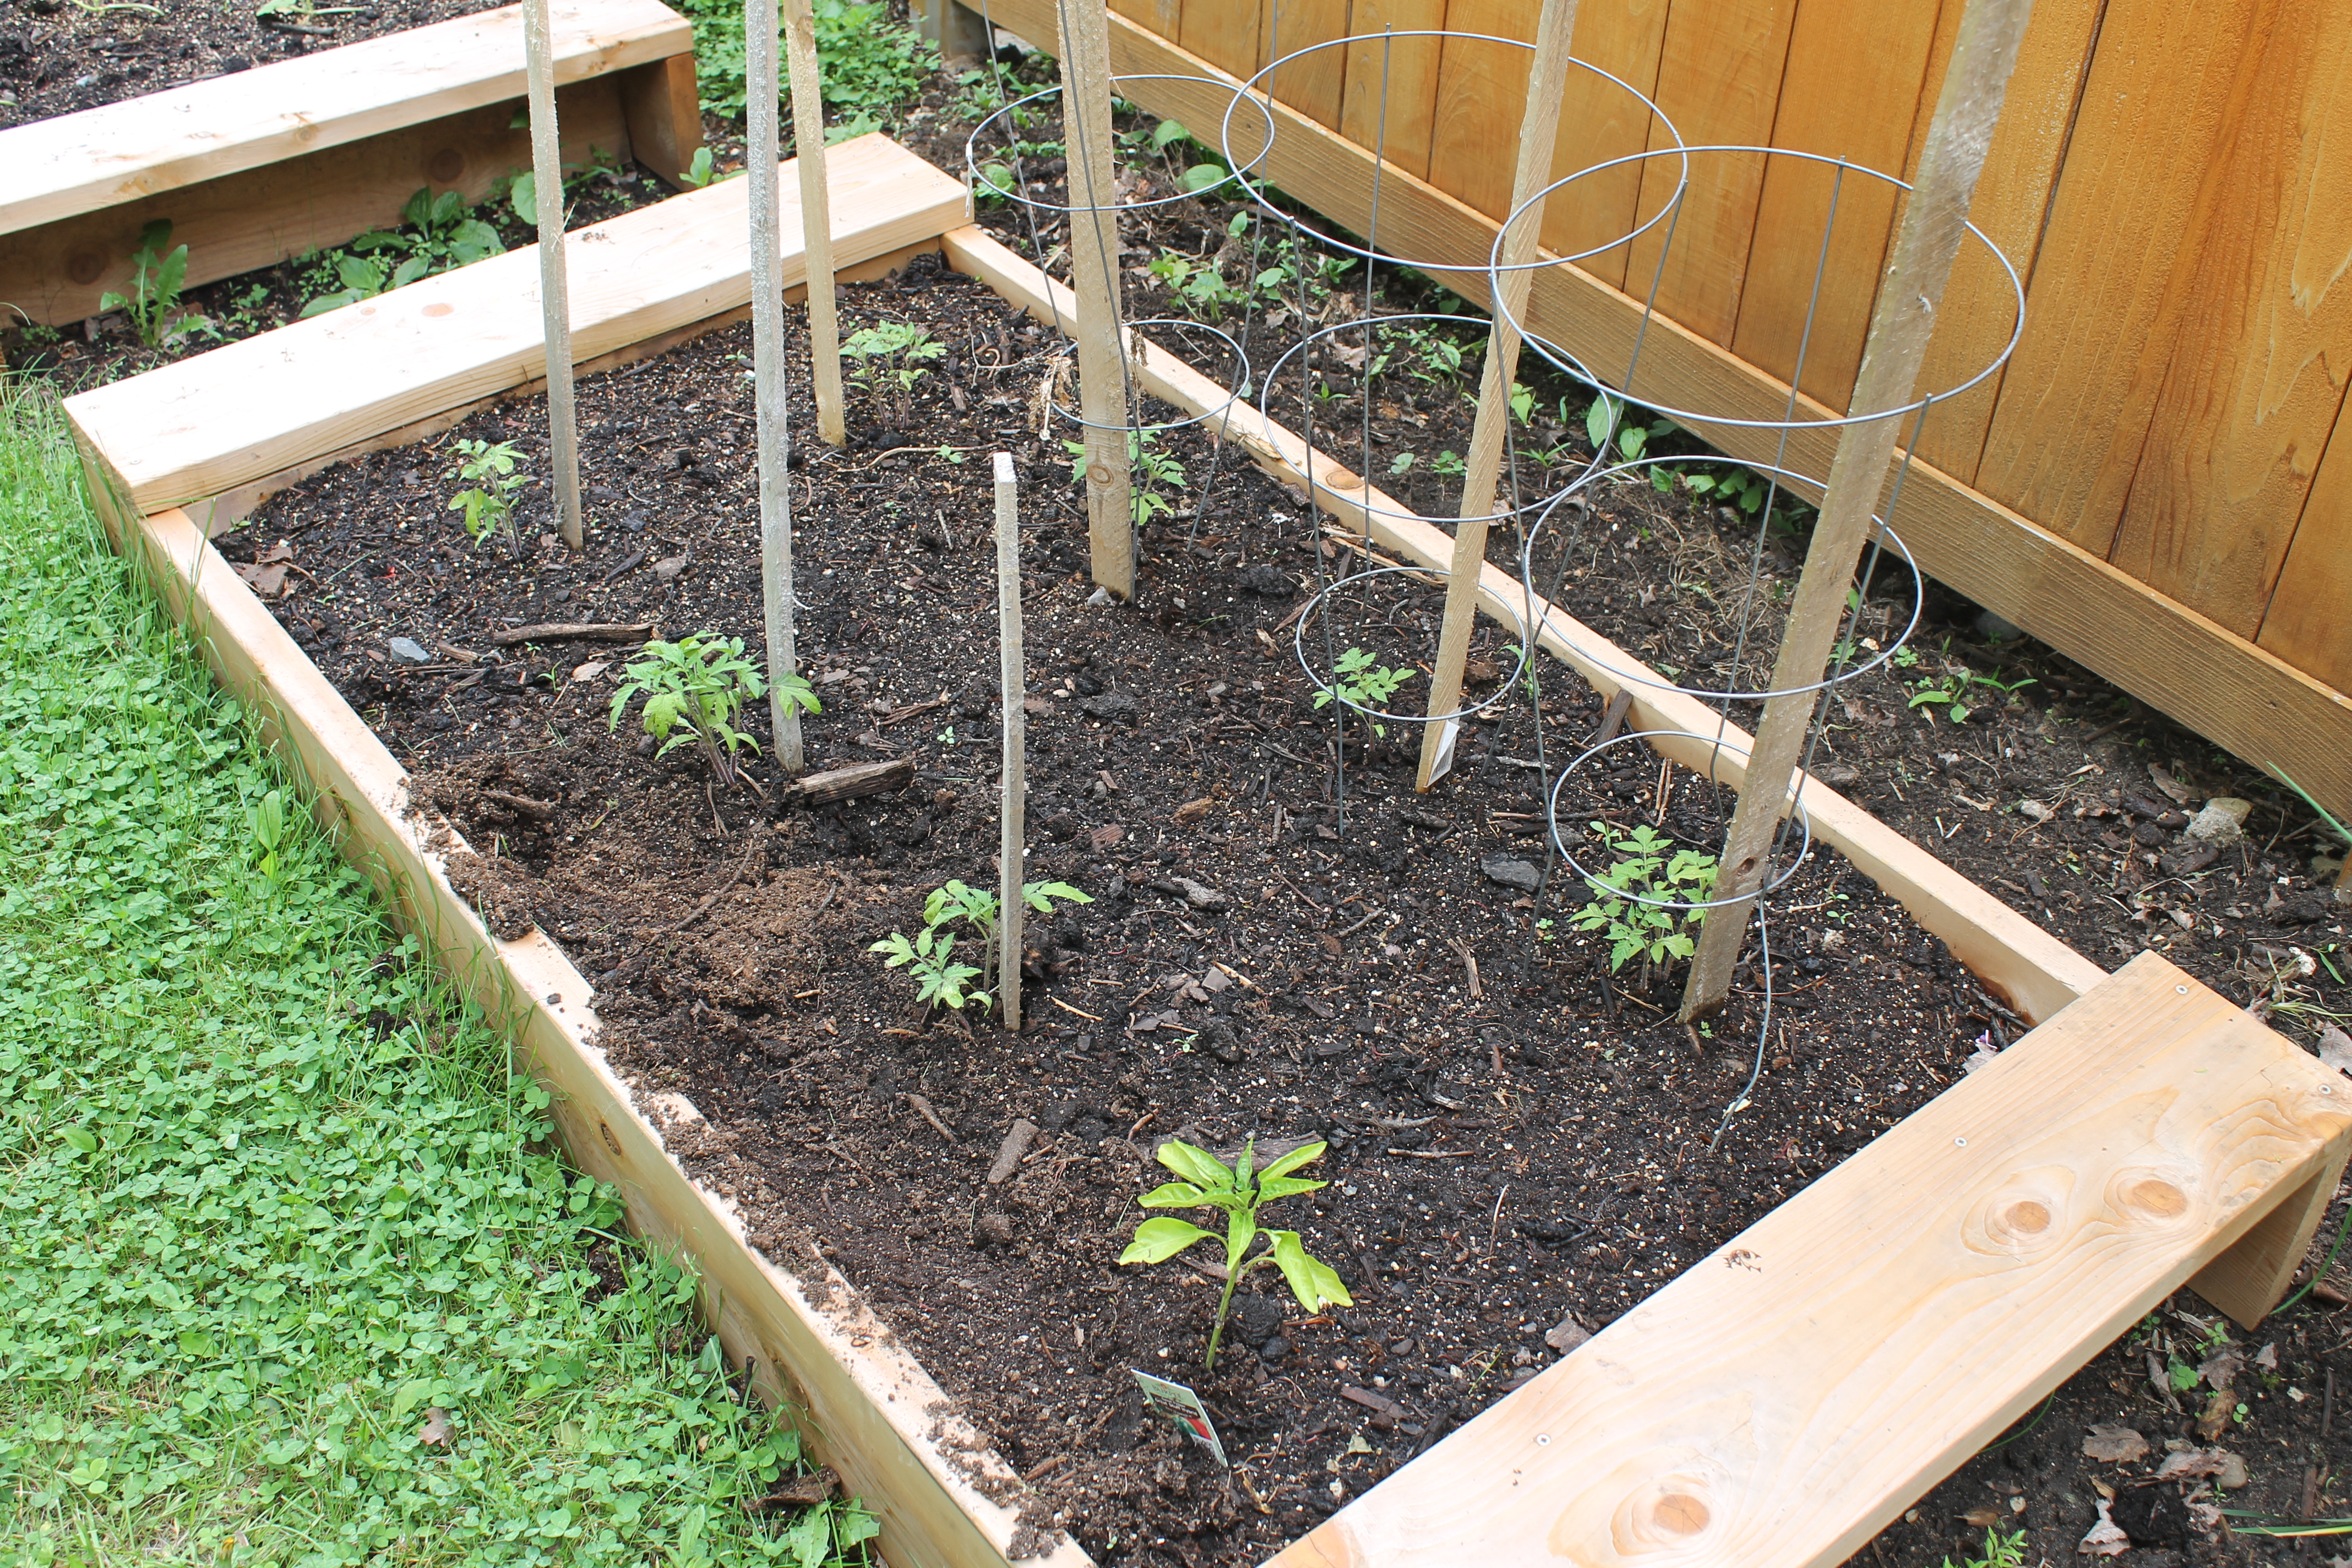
[68,399,1090,1568]
[177,238,942,540]
[1267,954,2352,1568]
[0,0,695,236]
[941,222,2106,1026]
[984,0,2352,823]
[67,135,971,516]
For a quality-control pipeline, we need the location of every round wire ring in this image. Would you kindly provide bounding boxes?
[1545,729,1815,911]
[964,73,1279,215]
[1255,312,1604,530]
[1219,34,1687,275]
[1489,145,2027,427]
[1042,317,1257,435]
[1522,456,1926,704]
[1290,564,1531,728]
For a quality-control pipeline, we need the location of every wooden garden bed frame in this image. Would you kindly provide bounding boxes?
[64,145,2351,1568]
[0,0,701,327]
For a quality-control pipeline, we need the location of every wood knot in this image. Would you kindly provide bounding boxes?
[422,302,456,319]
[2126,1177,2187,1218]
[1651,1494,1710,1536]
[66,250,105,286]
[428,146,465,183]
[2004,1200,2050,1234]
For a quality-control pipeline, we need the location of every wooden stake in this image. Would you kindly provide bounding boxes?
[1414,0,1579,791]
[994,451,1026,1028]
[1680,0,2037,1022]
[1054,0,1134,598]
[747,0,804,773]
[783,0,846,445]
[520,0,584,552]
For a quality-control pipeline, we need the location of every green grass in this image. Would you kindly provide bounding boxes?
[0,383,874,1565]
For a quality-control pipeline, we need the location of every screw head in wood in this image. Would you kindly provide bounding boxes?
[2176,984,2188,994]
[1954,1137,1967,1147]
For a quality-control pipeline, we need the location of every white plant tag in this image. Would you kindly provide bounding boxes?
[1132,1369,1228,1467]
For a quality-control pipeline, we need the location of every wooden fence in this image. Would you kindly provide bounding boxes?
[976,0,2352,818]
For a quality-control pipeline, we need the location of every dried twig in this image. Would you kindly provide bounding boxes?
[902,1092,957,1144]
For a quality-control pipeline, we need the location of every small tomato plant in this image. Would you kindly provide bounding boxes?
[840,321,944,422]
[1313,646,1415,738]
[608,635,810,788]
[1120,1137,1352,1369]
[872,878,1092,1014]
[446,438,527,548]
[1570,821,1718,973]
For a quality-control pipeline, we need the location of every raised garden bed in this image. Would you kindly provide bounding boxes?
[0,0,700,329]
[65,144,2352,1566]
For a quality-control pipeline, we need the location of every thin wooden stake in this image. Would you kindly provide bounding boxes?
[748,0,804,773]
[1680,0,2036,1021]
[783,0,846,446]
[1415,0,1580,790]
[520,0,583,552]
[995,451,1026,1029]
[1054,0,1133,598]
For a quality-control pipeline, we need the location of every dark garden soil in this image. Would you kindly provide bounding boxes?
[213,239,2352,1567]
[0,0,512,131]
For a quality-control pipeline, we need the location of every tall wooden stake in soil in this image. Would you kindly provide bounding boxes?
[748,0,805,773]
[1414,0,1580,791]
[1054,0,1134,598]
[1680,0,2037,1021]
[994,452,1027,1028]
[520,0,584,552]
[784,0,847,446]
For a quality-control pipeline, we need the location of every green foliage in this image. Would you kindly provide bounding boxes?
[872,879,1092,1013]
[608,635,802,788]
[99,219,195,347]
[680,145,724,188]
[1905,657,2035,726]
[1147,249,1244,322]
[1313,646,1415,737]
[444,437,527,548]
[1586,391,1676,464]
[677,0,934,128]
[1939,1527,2028,1568]
[0,386,866,1565]
[1064,428,1188,526]
[840,321,945,422]
[1570,821,1718,972]
[1120,1139,1352,1369]
[301,186,503,317]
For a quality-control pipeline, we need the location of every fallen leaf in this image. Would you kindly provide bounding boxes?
[2197,1346,2245,1394]
[571,661,609,682]
[1090,824,1124,850]
[1958,1505,2002,1528]
[2254,1343,2278,1371]
[1173,796,1215,826]
[2320,1024,2352,1078]
[652,553,689,581]
[2194,1387,2235,1440]
[2078,1498,2130,1557]
[418,1406,453,1447]
[2148,762,2197,804]
[2155,1447,2229,1481]
[2081,1424,2148,1463]
[235,560,290,597]
[1963,1032,2001,1074]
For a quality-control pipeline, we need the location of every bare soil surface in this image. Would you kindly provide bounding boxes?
[215,245,2352,1566]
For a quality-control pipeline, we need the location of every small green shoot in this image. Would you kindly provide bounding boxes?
[1147,250,1244,322]
[1120,1137,1352,1369]
[1937,1527,2027,1568]
[1906,662,2035,725]
[868,926,984,1010]
[840,322,945,423]
[870,877,1091,1014]
[1586,392,1676,462]
[608,634,805,788]
[445,438,527,549]
[302,187,502,317]
[1570,821,1717,973]
[1065,428,1188,526]
[1313,646,1415,738]
[99,219,196,347]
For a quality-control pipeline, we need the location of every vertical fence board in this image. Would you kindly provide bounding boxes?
[1972,0,2267,553]
[1179,0,1265,85]
[1619,0,1797,349]
[1259,0,1354,129]
[1905,0,2099,485]
[1726,0,1943,414]
[1425,0,1535,226]
[1340,0,1447,182]
[2106,12,2352,638]
[1542,0,1669,290]
[2257,424,2352,701]
[1109,0,1179,42]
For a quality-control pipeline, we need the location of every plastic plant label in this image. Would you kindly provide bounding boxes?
[1132,1369,1228,1467]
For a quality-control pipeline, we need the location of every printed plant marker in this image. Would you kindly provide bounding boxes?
[1133,1369,1228,1467]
